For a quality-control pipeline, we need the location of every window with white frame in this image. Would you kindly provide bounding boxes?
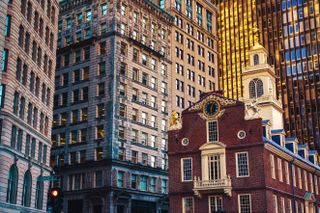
[285,161,290,184]
[273,195,278,213]
[298,168,302,189]
[182,197,194,213]
[181,158,192,181]
[315,176,318,194]
[236,152,249,177]
[287,199,292,213]
[304,170,308,191]
[270,154,276,179]
[238,194,251,213]
[207,121,218,142]
[209,196,223,212]
[208,155,221,180]
[280,197,285,213]
[277,158,283,182]
[310,173,314,193]
[292,165,296,187]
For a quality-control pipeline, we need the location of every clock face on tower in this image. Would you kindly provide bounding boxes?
[203,101,219,117]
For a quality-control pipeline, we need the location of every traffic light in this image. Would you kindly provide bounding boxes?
[47,188,63,213]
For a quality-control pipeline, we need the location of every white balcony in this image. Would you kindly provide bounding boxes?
[193,176,232,197]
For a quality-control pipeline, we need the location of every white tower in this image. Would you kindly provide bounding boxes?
[241,43,284,130]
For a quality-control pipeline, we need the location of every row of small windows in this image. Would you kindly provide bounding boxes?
[51,145,167,171]
[270,154,320,194]
[66,170,168,194]
[6,165,44,210]
[16,58,52,104]
[10,125,48,164]
[13,92,49,136]
[52,117,167,146]
[182,194,251,213]
[18,27,54,79]
[21,0,56,25]
[20,0,56,52]
[174,1,214,33]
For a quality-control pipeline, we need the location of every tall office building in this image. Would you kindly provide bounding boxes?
[218,0,320,149]
[0,0,59,212]
[166,0,219,113]
[51,0,172,212]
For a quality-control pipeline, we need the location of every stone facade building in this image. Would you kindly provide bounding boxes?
[51,0,172,212]
[166,0,219,113]
[168,45,320,213]
[0,0,59,212]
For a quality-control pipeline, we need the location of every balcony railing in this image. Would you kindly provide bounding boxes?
[193,176,232,197]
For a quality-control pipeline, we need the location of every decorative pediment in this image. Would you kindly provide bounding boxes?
[199,142,226,152]
[188,95,237,112]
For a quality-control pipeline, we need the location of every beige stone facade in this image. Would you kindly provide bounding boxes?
[166,0,219,113]
[0,0,59,212]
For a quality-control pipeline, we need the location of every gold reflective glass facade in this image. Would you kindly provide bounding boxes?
[218,0,320,149]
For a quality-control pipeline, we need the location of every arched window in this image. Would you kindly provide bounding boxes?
[253,54,259,65]
[22,170,32,207]
[249,78,264,98]
[35,177,44,209]
[6,165,18,204]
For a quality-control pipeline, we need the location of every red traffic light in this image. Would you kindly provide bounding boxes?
[49,188,61,198]
[51,190,59,197]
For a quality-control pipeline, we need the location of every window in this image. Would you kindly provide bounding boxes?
[208,121,218,142]
[86,10,92,21]
[249,78,263,98]
[278,158,283,182]
[238,194,251,213]
[21,170,32,207]
[236,152,249,177]
[2,49,9,72]
[273,195,278,213]
[140,176,147,191]
[95,171,102,187]
[0,84,6,108]
[6,165,18,204]
[208,155,221,180]
[209,196,223,212]
[5,15,11,37]
[150,156,156,167]
[280,197,285,213]
[131,174,137,189]
[285,161,290,184]
[35,178,44,209]
[161,179,167,193]
[182,197,194,213]
[117,171,124,187]
[96,125,104,139]
[253,54,259,65]
[270,154,276,179]
[101,4,107,15]
[150,177,156,192]
[181,158,192,181]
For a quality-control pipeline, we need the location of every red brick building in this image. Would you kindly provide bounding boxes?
[168,46,320,213]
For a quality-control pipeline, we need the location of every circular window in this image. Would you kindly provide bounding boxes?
[237,130,247,140]
[181,138,190,146]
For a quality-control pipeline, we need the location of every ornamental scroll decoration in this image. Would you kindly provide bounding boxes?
[188,95,237,112]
